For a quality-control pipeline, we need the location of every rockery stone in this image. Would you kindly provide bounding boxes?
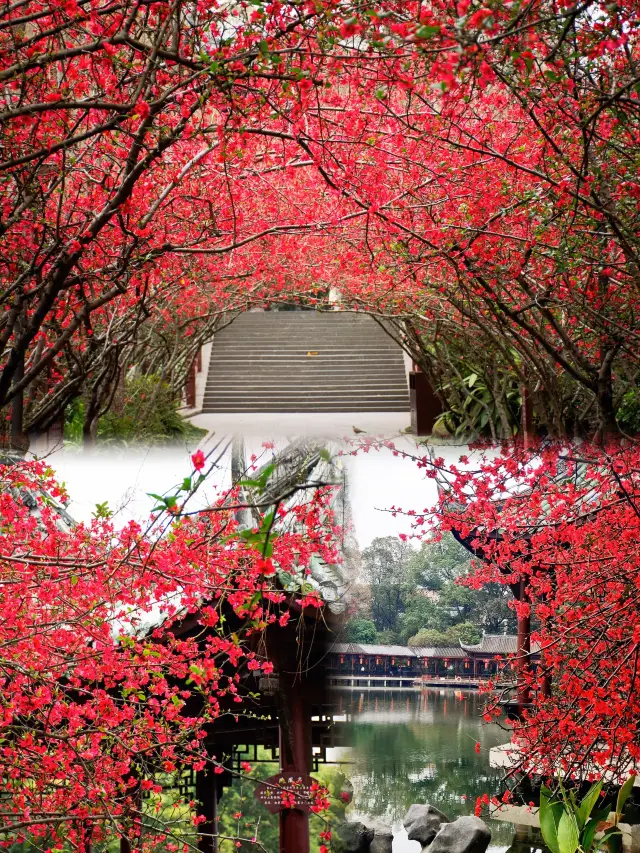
[427,815,491,853]
[403,803,450,845]
[333,821,375,853]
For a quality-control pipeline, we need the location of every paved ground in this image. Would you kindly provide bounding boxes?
[188,411,411,441]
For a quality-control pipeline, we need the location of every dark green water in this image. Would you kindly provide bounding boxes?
[337,688,518,848]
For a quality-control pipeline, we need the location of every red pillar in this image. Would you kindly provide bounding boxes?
[196,769,219,853]
[279,677,311,853]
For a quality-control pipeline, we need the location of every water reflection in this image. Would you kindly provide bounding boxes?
[339,688,516,846]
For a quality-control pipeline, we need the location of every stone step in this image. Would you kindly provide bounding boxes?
[211,341,399,349]
[207,354,400,363]
[203,405,410,412]
[204,375,407,384]
[203,312,407,414]
[204,392,409,402]
[205,379,407,396]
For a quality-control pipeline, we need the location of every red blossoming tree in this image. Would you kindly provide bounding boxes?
[369,436,640,789]
[0,450,339,849]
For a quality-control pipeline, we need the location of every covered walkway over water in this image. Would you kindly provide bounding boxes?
[327,636,541,689]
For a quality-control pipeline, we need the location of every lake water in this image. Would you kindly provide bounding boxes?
[335,688,521,852]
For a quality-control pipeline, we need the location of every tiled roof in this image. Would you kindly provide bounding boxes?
[411,646,467,659]
[460,634,541,655]
[330,636,540,658]
[329,643,417,657]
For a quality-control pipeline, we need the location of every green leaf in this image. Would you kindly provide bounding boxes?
[577,781,603,829]
[557,811,580,853]
[93,500,112,519]
[616,775,636,818]
[239,529,262,544]
[603,828,623,853]
[181,477,192,491]
[260,508,275,533]
[416,24,440,38]
[582,817,601,853]
[539,791,563,853]
[319,448,332,462]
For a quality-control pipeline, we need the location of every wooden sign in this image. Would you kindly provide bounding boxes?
[254,773,319,813]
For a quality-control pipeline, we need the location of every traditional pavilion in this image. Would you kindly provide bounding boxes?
[1,442,349,853]
[150,439,351,853]
[327,635,540,685]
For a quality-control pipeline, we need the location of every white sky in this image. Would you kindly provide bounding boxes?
[38,439,473,547]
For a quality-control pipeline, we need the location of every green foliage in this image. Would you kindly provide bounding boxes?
[407,623,481,648]
[92,501,112,519]
[64,374,207,446]
[454,622,483,644]
[433,366,522,439]
[408,535,474,590]
[617,389,640,434]
[344,617,378,644]
[398,596,443,644]
[360,533,515,643]
[361,536,415,634]
[376,629,400,644]
[539,775,636,853]
[63,395,85,443]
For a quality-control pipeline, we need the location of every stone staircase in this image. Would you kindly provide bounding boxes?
[202,312,410,413]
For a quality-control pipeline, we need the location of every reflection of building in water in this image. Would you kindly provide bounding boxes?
[327,636,541,688]
[408,765,438,783]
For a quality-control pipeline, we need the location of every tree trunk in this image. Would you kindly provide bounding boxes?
[10,349,26,450]
[595,348,617,440]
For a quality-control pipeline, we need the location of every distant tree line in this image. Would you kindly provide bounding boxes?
[344,535,516,647]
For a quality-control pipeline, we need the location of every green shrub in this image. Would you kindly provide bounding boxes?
[344,618,378,644]
[540,774,635,853]
[64,375,206,446]
[616,389,640,435]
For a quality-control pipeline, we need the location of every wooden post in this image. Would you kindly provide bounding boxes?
[279,675,311,853]
[196,769,219,853]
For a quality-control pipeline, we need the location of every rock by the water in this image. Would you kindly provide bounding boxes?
[371,835,393,853]
[333,821,375,853]
[367,820,393,853]
[403,804,449,845]
[427,816,491,853]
